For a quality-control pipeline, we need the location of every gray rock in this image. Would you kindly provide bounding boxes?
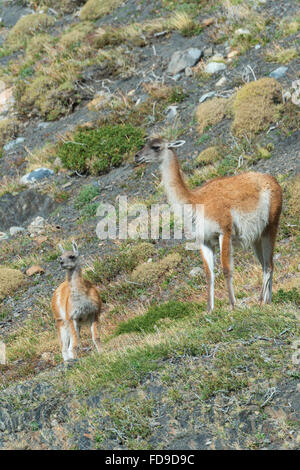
[20,168,54,185]
[167,48,203,75]
[28,216,46,236]
[165,105,178,121]
[269,66,288,79]
[3,137,25,152]
[215,76,227,87]
[205,62,226,74]
[9,226,25,236]
[199,91,215,103]
[203,46,214,57]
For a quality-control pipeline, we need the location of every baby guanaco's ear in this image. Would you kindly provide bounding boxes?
[72,240,79,256]
[167,140,186,149]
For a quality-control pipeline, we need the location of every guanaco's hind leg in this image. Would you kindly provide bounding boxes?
[68,320,79,360]
[200,243,215,312]
[255,225,277,304]
[91,315,101,353]
[220,234,236,308]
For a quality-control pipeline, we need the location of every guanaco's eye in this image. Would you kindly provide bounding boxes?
[69,255,76,260]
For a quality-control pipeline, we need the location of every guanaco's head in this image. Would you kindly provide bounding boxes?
[134,138,185,164]
[58,241,79,270]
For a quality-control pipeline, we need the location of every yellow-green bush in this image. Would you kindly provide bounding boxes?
[0,119,19,147]
[0,267,25,299]
[29,0,85,14]
[196,97,232,134]
[232,78,282,137]
[6,14,55,51]
[131,253,181,285]
[80,0,123,21]
[196,146,221,166]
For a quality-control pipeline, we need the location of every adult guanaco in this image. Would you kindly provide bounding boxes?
[135,138,282,312]
[51,241,101,361]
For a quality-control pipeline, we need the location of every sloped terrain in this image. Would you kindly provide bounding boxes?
[0,0,299,450]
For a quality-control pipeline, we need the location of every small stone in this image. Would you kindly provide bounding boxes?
[28,216,47,235]
[20,168,54,185]
[185,66,193,77]
[168,48,203,75]
[269,66,288,79]
[0,232,8,241]
[203,46,214,57]
[9,226,25,236]
[202,17,214,27]
[189,267,203,277]
[26,265,45,276]
[41,352,54,362]
[235,28,251,36]
[199,91,215,103]
[165,105,178,121]
[205,62,226,74]
[227,49,239,59]
[215,76,227,87]
[3,137,25,152]
[255,44,261,50]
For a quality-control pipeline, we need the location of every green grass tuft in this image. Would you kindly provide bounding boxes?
[115,301,202,335]
[58,124,145,175]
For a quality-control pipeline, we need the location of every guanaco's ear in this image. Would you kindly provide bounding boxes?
[72,240,79,256]
[167,140,186,149]
[58,244,64,254]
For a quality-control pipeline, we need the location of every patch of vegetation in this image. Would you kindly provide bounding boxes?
[0,119,19,147]
[266,45,299,64]
[115,301,199,335]
[29,0,85,14]
[75,184,99,209]
[278,16,300,37]
[232,78,282,137]
[14,63,82,121]
[80,0,123,20]
[59,22,94,49]
[273,288,300,305]
[86,242,156,283]
[63,303,299,397]
[196,97,233,134]
[58,124,145,175]
[5,14,55,52]
[131,253,181,285]
[0,267,25,300]
[196,146,221,166]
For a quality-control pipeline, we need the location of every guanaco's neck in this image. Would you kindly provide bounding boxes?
[160,148,191,205]
[66,265,83,286]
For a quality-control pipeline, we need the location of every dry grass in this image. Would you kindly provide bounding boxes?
[232,78,282,137]
[0,119,19,147]
[79,0,123,21]
[222,0,252,22]
[0,267,25,300]
[131,253,181,284]
[196,97,233,134]
[5,14,55,51]
[196,146,221,166]
[265,45,299,64]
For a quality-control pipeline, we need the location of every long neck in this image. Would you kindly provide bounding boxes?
[160,149,191,205]
[66,265,83,286]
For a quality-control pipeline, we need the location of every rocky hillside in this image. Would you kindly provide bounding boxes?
[0,0,299,450]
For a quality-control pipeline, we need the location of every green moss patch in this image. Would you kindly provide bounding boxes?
[58,124,145,175]
[232,78,282,137]
[115,301,199,335]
